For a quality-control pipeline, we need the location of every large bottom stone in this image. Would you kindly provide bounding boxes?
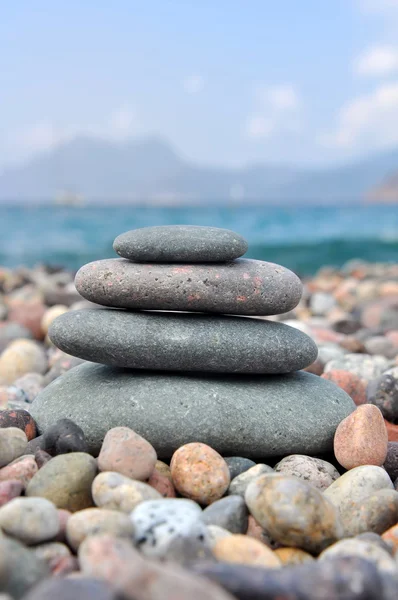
[30,363,355,458]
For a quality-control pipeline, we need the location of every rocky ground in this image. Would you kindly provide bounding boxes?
[0,259,397,599]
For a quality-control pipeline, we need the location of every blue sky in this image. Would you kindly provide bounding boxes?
[2,0,398,169]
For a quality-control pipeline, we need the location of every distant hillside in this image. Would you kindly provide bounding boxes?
[368,171,398,203]
[1,135,398,204]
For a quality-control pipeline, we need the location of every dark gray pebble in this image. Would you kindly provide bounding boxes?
[224,457,256,480]
[202,496,248,534]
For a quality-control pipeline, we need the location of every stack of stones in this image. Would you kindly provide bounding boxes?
[31,226,354,458]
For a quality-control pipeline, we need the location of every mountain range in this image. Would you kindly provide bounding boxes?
[0,136,398,204]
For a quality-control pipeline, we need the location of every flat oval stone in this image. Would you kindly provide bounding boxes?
[113,225,248,263]
[49,309,318,374]
[74,258,303,316]
[30,363,355,458]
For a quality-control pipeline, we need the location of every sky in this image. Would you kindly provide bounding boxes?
[2,0,398,170]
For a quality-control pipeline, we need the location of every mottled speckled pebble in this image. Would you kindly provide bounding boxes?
[147,469,176,497]
[324,353,389,381]
[0,427,27,467]
[319,538,398,574]
[130,498,210,561]
[342,489,398,536]
[170,443,230,505]
[0,410,37,441]
[212,534,282,568]
[228,464,274,497]
[75,258,303,316]
[324,465,394,518]
[0,340,47,384]
[92,471,161,513]
[113,225,248,263]
[245,474,343,554]
[383,442,398,481]
[98,426,157,480]
[26,452,97,512]
[274,455,340,491]
[0,497,59,544]
[224,457,256,480]
[334,405,388,469]
[66,507,134,551]
[367,374,398,422]
[202,495,248,533]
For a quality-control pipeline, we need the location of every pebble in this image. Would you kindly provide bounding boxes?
[75,258,303,316]
[92,471,162,512]
[212,534,282,568]
[13,373,44,402]
[0,427,27,467]
[206,525,233,547]
[274,455,340,491]
[0,340,47,384]
[367,374,398,422]
[78,534,234,600]
[130,498,210,561]
[319,538,398,574]
[274,547,315,565]
[0,322,33,353]
[384,442,398,481]
[154,460,172,481]
[33,541,71,566]
[0,410,37,440]
[382,523,398,555]
[170,443,230,505]
[0,497,59,544]
[228,464,274,497]
[246,514,276,547]
[21,577,119,600]
[334,405,388,469]
[40,305,68,336]
[0,455,38,487]
[0,536,49,598]
[202,495,248,533]
[98,426,157,481]
[43,354,85,386]
[0,479,23,506]
[30,364,355,458]
[364,336,397,358]
[26,452,97,512]
[7,300,46,341]
[324,353,389,381]
[356,532,394,555]
[342,489,398,536]
[310,292,336,316]
[42,418,89,455]
[113,225,249,263]
[66,507,134,551]
[321,370,367,405]
[224,457,256,480]
[147,469,176,497]
[324,466,394,518]
[245,474,343,554]
[49,309,318,374]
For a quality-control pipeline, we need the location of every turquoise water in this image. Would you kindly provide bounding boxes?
[1,204,397,275]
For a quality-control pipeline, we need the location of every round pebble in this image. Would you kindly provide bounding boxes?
[245,474,343,554]
[130,498,209,560]
[0,455,38,487]
[21,577,118,600]
[0,479,23,506]
[66,508,134,551]
[202,495,248,533]
[0,497,60,544]
[41,305,68,336]
[224,457,256,480]
[0,427,27,467]
[0,340,47,384]
[319,538,398,574]
[342,489,398,536]
[170,443,230,505]
[274,455,340,491]
[212,534,281,568]
[154,460,172,482]
[367,374,398,422]
[26,452,97,512]
[147,469,176,498]
[0,409,37,440]
[274,547,315,565]
[334,405,388,469]
[92,471,162,513]
[321,370,367,406]
[228,463,274,497]
[98,426,157,481]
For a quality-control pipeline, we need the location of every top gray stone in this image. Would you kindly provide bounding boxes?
[75,258,302,316]
[113,225,248,263]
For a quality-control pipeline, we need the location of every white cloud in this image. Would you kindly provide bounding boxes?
[245,83,301,140]
[319,82,398,149]
[183,75,205,95]
[355,45,398,76]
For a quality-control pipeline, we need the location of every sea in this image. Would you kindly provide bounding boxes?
[1,204,397,276]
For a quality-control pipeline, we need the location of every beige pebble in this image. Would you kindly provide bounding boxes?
[213,534,281,568]
[334,405,388,469]
[66,507,134,551]
[0,340,47,383]
[92,471,161,513]
[0,427,27,468]
[0,497,59,544]
[0,455,38,488]
[274,547,315,565]
[41,305,68,336]
[228,464,274,497]
[319,538,397,574]
[274,455,339,491]
[170,443,230,505]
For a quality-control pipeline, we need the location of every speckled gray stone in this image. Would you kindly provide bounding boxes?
[49,309,318,374]
[224,457,256,480]
[74,258,302,316]
[113,225,248,263]
[30,363,355,458]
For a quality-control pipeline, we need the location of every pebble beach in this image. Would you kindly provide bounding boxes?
[0,224,397,599]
